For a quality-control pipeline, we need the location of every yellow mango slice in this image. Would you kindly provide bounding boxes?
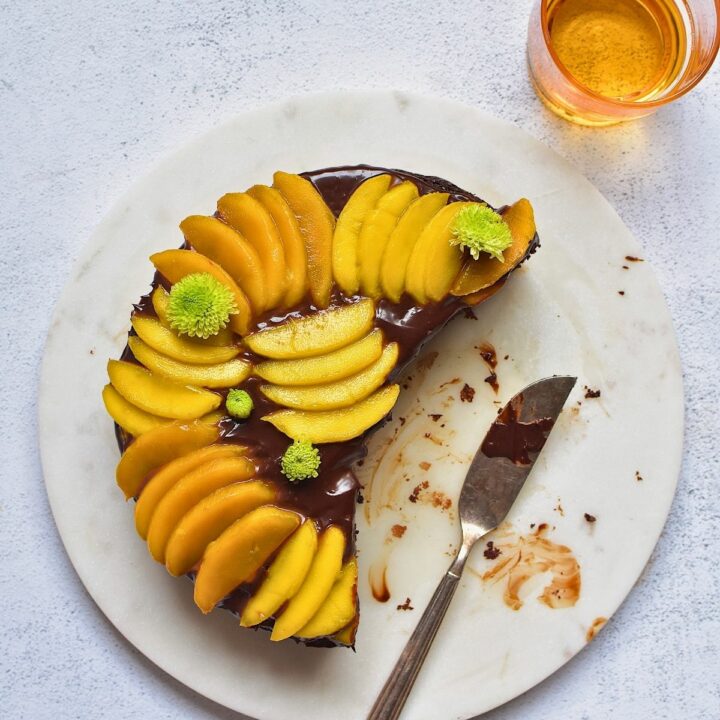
[146,455,256,563]
[102,384,171,437]
[333,619,358,646]
[107,360,221,420]
[405,202,472,304]
[194,506,301,613]
[263,384,400,443]
[271,525,345,641]
[134,444,247,539]
[424,202,479,302]
[131,315,239,365]
[165,480,276,576]
[151,287,234,347]
[248,184,308,309]
[261,342,398,411]
[127,337,251,389]
[357,181,419,297]
[150,249,251,335]
[216,193,286,310]
[296,557,358,638]
[332,174,391,295]
[179,215,267,313]
[273,171,335,308]
[116,420,220,500]
[380,192,449,302]
[240,519,318,627]
[245,299,374,360]
[254,330,383,386]
[451,198,537,296]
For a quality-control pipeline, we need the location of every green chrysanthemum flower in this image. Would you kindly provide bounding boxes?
[226,389,253,420]
[450,204,513,262]
[166,273,237,339]
[281,440,321,483]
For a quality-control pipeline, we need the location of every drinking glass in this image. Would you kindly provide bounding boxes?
[527,0,720,125]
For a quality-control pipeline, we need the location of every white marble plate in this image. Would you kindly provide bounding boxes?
[39,91,683,720]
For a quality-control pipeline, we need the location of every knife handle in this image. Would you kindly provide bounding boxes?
[366,542,471,720]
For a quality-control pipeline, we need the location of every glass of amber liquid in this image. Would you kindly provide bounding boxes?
[528,0,720,125]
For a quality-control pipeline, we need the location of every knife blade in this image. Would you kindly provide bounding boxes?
[459,374,577,537]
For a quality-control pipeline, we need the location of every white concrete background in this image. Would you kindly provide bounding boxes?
[1,1,718,718]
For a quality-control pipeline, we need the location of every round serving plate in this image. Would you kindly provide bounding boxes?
[39,91,683,720]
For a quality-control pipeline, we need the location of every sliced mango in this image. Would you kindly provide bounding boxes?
[248,184,308,309]
[261,342,398,411]
[217,192,287,310]
[107,360,221,420]
[332,174,391,295]
[451,198,537,295]
[150,249,251,335]
[357,181,419,297]
[151,286,234,347]
[146,455,256,563]
[128,337,251,389]
[296,558,358,638]
[405,202,472,304]
[380,192,449,302]
[102,384,171,437]
[116,420,220,500]
[254,330,383,386]
[179,215,267,313]
[241,519,318,627]
[135,444,247,540]
[273,171,335,308]
[165,480,276,576]
[271,525,345,641]
[131,315,239,365]
[194,506,301,613]
[245,299,374,360]
[333,619,358,646]
[263,384,400,443]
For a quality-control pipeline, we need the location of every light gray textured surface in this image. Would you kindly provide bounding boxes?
[1,1,718,719]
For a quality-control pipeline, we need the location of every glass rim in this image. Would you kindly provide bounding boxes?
[539,0,720,109]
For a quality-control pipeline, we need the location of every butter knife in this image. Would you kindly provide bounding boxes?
[367,375,577,720]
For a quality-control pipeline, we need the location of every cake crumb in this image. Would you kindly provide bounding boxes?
[419,461,432,471]
[356,491,364,505]
[625,255,644,262]
[409,481,429,503]
[554,499,565,517]
[484,541,501,559]
[463,308,477,320]
[635,470,644,482]
[460,384,476,402]
[391,524,407,539]
[397,597,414,611]
[584,513,596,523]
[618,290,625,296]
[584,387,601,399]
[398,416,406,426]
[484,372,499,393]
[622,265,629,270]
[429,413,443,422]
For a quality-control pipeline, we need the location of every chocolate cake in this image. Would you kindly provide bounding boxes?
[102,165,538,647]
